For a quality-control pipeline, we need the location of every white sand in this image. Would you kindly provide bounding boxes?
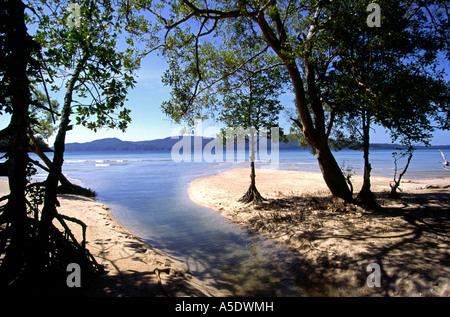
[189,168,450,296]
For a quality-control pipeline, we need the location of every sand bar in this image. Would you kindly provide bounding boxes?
[189,167,450,296]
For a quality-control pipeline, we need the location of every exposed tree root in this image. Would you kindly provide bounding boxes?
[238,185,266,204]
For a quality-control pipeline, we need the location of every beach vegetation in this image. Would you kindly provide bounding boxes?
[388,145,414,199]
[128,0,356,202]
[0,0,38,293]
[217,63,286,203]
[130,0,448,204]
[0,0,140,294]
[314,0,449,208]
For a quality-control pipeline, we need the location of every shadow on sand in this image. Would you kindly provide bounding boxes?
[75,191,449,297]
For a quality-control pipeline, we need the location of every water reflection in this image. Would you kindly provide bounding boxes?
[146,220,305,296]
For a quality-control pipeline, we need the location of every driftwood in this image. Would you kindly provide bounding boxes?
[440,149,450,171]
[153,268,171,297]
[421,184,450,189]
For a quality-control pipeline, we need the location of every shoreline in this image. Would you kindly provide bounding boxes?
[2,164,449,297]
[188,167,450,296]
[0,177,225,297]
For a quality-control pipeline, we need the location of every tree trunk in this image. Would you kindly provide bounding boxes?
[357,110,378,208]
[315,140,353,203]
[37,51,103,284]
[239,161,265,203]
[38,53,89,265]
[28,131,95,197]
[254,9,353,203]
[287,57,352,203]
[0,0,32,288]
[239,132,264,203]
[287,63,353,203]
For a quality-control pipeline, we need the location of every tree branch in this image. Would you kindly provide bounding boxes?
[187,18,208,107]
[191,45,272,103]
[306,6,321,40]
[255,12,283,54]
[182,0,253,19]
[271,4,287,45]
[326,110,336,138]
[290,116,303,129]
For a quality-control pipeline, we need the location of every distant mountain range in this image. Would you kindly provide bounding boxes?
[63,136,450,151]
[64,136,309,151]
[64,136,215,151]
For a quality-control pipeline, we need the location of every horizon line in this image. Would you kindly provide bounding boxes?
[63,136,450,147]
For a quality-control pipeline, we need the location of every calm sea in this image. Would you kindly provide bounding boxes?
[27,148,448,295]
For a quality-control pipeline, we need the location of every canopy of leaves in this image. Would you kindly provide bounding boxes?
[301,0,449,147]
[29,0,141,132]
[134,1,448,146]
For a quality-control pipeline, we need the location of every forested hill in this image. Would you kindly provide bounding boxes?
[1,136,448,152]
[63,137,450,151]
[64,137,215,151]
[64,136,304,151]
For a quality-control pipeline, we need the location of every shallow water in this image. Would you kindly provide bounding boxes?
[49,151,304,295]
[27,148,447,296]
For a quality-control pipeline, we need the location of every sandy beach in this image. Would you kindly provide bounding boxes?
[2,165,449,297]
[189,167,450,296]
[0,177,225,297]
